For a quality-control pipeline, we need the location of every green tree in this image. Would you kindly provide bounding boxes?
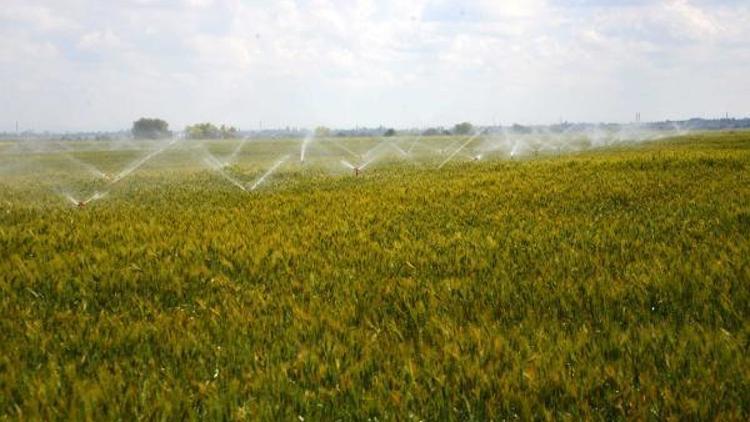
[511,123,532,134]
[220,125,239,139]
[186,123,239,139]
[185,123,219,139]
[132,118,171,139]
[384,128,397,137]
[453,122,474,135]
[314,126,331,137]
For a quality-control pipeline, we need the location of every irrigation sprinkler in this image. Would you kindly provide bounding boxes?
[341,158,371,176]
[37,125,696,210]
[340,159,358,175]
[59,139,177,209]
[438,132,483,169]
[337,140,384,176]
[64,191,107,208]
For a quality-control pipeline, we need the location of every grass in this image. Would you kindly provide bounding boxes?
[1,131,749,419]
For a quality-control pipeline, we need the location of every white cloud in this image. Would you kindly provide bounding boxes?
[0,3,79,32]
[478,0,550,18]
[0,35,59,64]
[185,0,214,8]
[0,0,749,131]
[77,29,128,52]
[666,0,723,39]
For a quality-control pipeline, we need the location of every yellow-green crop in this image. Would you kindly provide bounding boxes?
[1,132,749,419]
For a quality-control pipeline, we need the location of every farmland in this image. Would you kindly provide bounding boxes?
[1,131,749,419]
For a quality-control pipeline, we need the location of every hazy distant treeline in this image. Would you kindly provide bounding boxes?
[2,117,749,141]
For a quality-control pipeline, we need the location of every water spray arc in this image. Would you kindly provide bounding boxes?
[360,155,377,170]
[363,138,388,158]
[59,151,110,180]
[330,140,360,159]
[62,191,108,208]
[510,140,521,158]
[406,135,423,155]
[340,155,377,176]
[203,153,248,192]
[300,132,315,163]
[32,123,695,209]
[340,159,355,170]
[249,155,289,191]
[62,193,80,207]
[387,142,408,157]
[224,138,251,167]
[111,139,178,184]
[57,138,178,207]
[438,132,483,169]
[340,159,361,176]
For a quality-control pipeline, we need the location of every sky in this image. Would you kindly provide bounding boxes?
[0,0,749,132]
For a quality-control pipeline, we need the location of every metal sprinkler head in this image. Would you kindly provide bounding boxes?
[77,201,86,208]
[354,167,360,176]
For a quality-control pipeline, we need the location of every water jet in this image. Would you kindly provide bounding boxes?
[249,155,289,191]
[438,132,483,169]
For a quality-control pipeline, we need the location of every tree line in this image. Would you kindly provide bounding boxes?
[131,117,476,140]
[131,118,239,139]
